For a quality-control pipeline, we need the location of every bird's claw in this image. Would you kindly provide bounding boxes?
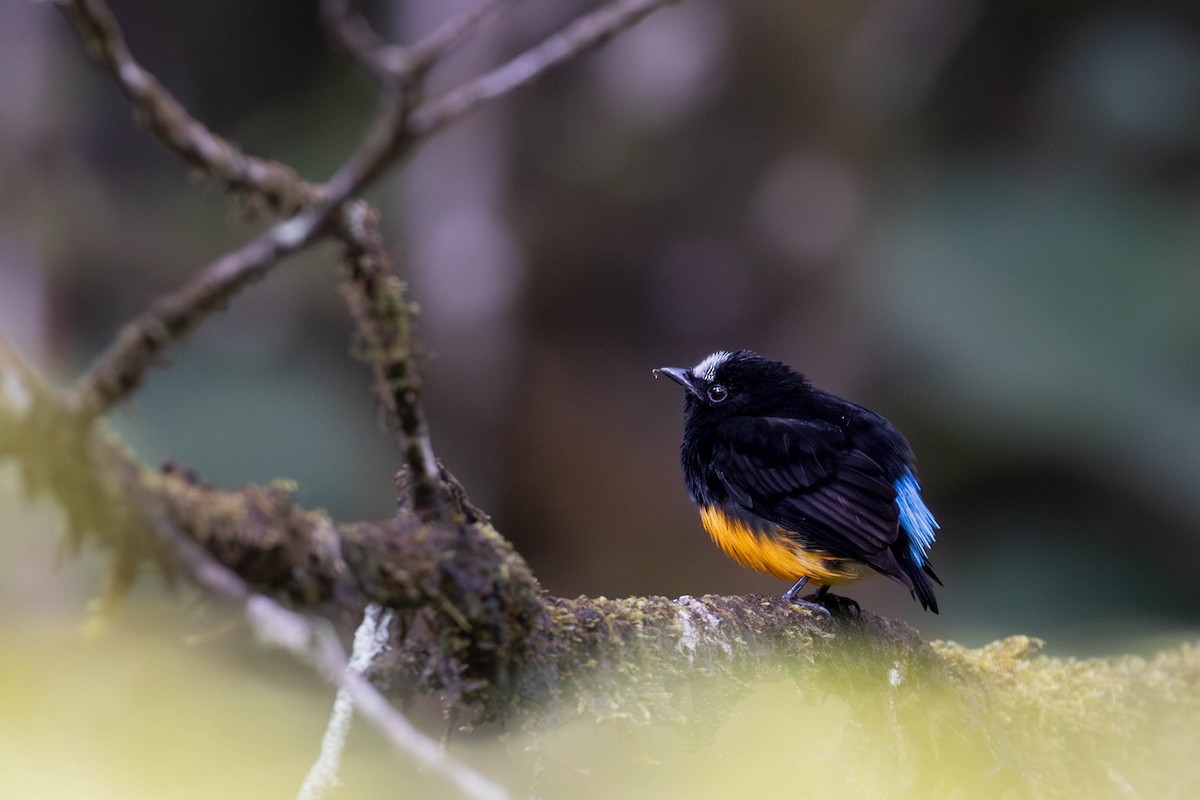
[812,591,861,618]
[783,597,832,618]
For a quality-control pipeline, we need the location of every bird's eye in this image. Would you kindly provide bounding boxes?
[707,384,728,403]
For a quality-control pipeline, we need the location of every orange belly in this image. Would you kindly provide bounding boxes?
[699,505,862,585]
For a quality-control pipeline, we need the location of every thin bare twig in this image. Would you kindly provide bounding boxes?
[400,0,511,78]
[75,182,350,417]
[322,0,508,84]
[146,513,508,800]
[62,0,318,215]
[409,0,680,138]
[320,0,394,82]
[70,87,411,440]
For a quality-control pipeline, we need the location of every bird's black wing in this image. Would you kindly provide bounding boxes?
[712,415,901,560]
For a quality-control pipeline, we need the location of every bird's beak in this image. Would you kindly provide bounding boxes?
[653,366,701,398]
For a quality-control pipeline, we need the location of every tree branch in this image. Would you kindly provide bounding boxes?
[0,355,872,726]
[143,509,507,800]
[61,0,678,518]
[62,0,318,215]
[61,0,443,510]
[408,0,679,139]
[74,201,333,418]
[321,0,510,84]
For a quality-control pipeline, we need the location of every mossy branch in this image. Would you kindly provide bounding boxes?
[3,350,1198,799]
[0,347,954,724]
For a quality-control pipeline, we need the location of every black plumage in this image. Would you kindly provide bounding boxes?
[656,350,942,612]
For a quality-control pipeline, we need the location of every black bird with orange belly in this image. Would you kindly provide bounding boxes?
[656,350,942,613]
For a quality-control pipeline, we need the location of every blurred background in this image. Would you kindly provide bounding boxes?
[2,3,1200,790]
[5,0,1200,643]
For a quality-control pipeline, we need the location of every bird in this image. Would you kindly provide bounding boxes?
[655,350,941,613]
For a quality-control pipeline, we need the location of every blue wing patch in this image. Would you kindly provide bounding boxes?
[894,468,938,566]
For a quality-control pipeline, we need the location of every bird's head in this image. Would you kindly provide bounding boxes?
[654,350,808,420]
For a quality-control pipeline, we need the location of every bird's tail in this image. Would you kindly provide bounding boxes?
[903,552,941,614]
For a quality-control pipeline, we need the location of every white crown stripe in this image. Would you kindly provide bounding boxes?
[692,351,732,382]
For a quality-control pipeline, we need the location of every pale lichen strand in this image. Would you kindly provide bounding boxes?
[674,595,733,664]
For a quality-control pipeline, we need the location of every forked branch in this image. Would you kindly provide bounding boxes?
[61,0,679,519]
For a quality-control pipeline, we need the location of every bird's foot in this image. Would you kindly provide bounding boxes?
[806,590,860,619]
[781,596,832,618]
